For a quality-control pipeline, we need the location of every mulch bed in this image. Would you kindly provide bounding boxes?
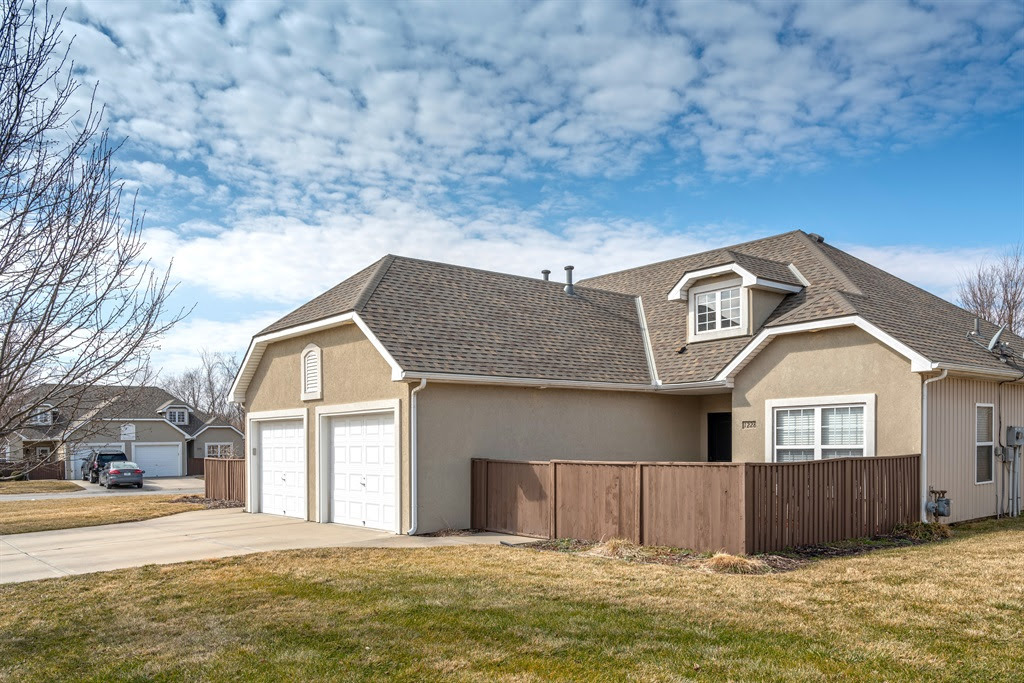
[170,495,244,510]
[521,528,945,573]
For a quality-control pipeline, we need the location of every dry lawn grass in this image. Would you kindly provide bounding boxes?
[703,552,770,574]
[0,495,205,535]
[0,516,1020,681]
[0,480,84,495]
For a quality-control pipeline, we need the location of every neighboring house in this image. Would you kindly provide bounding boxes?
[2,385,243,479]
[231,230,1024,532]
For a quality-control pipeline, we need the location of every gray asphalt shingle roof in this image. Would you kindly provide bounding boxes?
[259,230,1024,385]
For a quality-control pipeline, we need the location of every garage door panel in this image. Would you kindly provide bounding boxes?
[132,444,182,478]
[330,412,398,532]
[259,420,305,519]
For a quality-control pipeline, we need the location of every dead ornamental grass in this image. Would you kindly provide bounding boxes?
[0,516,1020,681]
[0,480,84,495]
[0,495,205,535]
[703,552,771,574]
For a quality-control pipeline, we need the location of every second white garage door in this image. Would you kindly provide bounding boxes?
[330,412,398,532]
[131,443,182,478]
[259,420,306,519]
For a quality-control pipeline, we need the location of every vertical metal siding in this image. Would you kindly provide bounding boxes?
[928,377,1024,523]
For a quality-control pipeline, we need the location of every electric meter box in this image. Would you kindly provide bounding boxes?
[1007,426,1024,447]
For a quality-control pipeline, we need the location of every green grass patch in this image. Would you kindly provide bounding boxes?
[0,516,1021,680]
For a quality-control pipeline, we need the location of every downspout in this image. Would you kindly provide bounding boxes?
[408,378,427,535]
[921,369,948,522]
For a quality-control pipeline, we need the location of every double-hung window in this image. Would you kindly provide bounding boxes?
[975,404,994,484]
[768,395,875,462]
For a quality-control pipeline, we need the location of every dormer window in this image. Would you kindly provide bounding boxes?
[695,286,741,333]
[28,405,53,426]
[166,409,188,425]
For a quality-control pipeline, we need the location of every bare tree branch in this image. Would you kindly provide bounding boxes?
[0,0,188,477]
[958,243,1023,337]
[163,350,244,431]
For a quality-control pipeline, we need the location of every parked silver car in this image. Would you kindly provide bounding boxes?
[99,461,145,489]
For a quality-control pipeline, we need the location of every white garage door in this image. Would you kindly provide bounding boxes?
[260,420,306,518]
[132,443,182,477]
[330,412,397,532]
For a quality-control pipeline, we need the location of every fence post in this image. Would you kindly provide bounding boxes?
[548,460,557,539]
[634,462,643,544]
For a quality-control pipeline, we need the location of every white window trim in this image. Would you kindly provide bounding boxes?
[165,409,188,425]
[975,403,995,485]
[688,278,747,341]
[204,442,234,458]
[301,343,323,401]
[35,446,51,458]
[29,405,53,426]
[764,394,876,462]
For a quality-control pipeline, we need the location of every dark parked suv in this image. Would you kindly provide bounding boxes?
[83,451,127,484]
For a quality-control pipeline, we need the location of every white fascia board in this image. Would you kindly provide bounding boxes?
[715,315,934,382]
[751,277,803,293]
[668,264,752,300]
[398,371,657,392]
[668,264,803,300]
[192,424,244,438]
[230,312,405,403]
[635,296,661,386]
[930,362,1024,381]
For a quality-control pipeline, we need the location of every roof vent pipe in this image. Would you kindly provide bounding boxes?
[564,265,575,295]
[973,318,981,337]
[808,233,825,243]
[541,269,551,281]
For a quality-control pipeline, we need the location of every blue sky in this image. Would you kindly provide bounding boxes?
[52,0,1024,373]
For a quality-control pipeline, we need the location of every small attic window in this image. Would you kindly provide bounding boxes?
[28,405,53,426]
[689,279,747,341]
[301,343,322,401]
[166,408,188,425]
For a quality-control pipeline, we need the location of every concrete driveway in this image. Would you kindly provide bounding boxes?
[2,476,205,502]
[0,508,533,584]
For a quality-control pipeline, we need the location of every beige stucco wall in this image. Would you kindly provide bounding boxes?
[926,376,1024,523]
[244,322,411,527]
[751,290,786,331]
[732,327,922,463]
[193,426,244,459]
[415,383,701,532]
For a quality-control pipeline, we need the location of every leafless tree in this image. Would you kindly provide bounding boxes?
[958,244,1024,337]
[163,351,243,431]
[0,1,186,477]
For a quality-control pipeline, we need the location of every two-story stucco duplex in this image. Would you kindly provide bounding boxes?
[231,230,1024,533]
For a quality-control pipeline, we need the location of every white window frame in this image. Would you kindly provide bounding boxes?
[301,343,323,401]
[35,446,51,459]
[165,409,188,425]
[205,442,234,458]
[764,394,876,462]
[975,403,994,485]
[28,405,53,426]
[688,279,747,341]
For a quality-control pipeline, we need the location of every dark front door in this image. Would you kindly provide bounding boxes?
[708,412,732,462]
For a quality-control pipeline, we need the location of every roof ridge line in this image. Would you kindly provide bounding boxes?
[579,230,805,283]
[353,254,397,312]
[795,231,864,296]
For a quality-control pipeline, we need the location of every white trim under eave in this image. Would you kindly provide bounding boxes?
[715,315,934,383]
[668,263,803,301]
[192,424,244,438]
[930,362,1024,381]
[397,370,731,394]
[230,312,405,404]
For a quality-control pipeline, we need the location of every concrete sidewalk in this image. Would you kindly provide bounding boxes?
[1,476,205,502]
[0,508,534,584]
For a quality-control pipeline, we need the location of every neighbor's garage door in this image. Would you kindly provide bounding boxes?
[259,420,306,518]
[330,412,398,532]
[132,443,182,478]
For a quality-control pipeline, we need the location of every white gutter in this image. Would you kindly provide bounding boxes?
[921,369,948,522]
[407,378,427,535]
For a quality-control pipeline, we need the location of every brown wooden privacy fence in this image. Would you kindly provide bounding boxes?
[471,455,919,555]
[204,458,245,502]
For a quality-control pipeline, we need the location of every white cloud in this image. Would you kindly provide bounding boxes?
[151,313,283,376]
[839,242,995,302]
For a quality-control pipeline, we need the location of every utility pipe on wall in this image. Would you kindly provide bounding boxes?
[921,369,948,523]
[408,378,427,535]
